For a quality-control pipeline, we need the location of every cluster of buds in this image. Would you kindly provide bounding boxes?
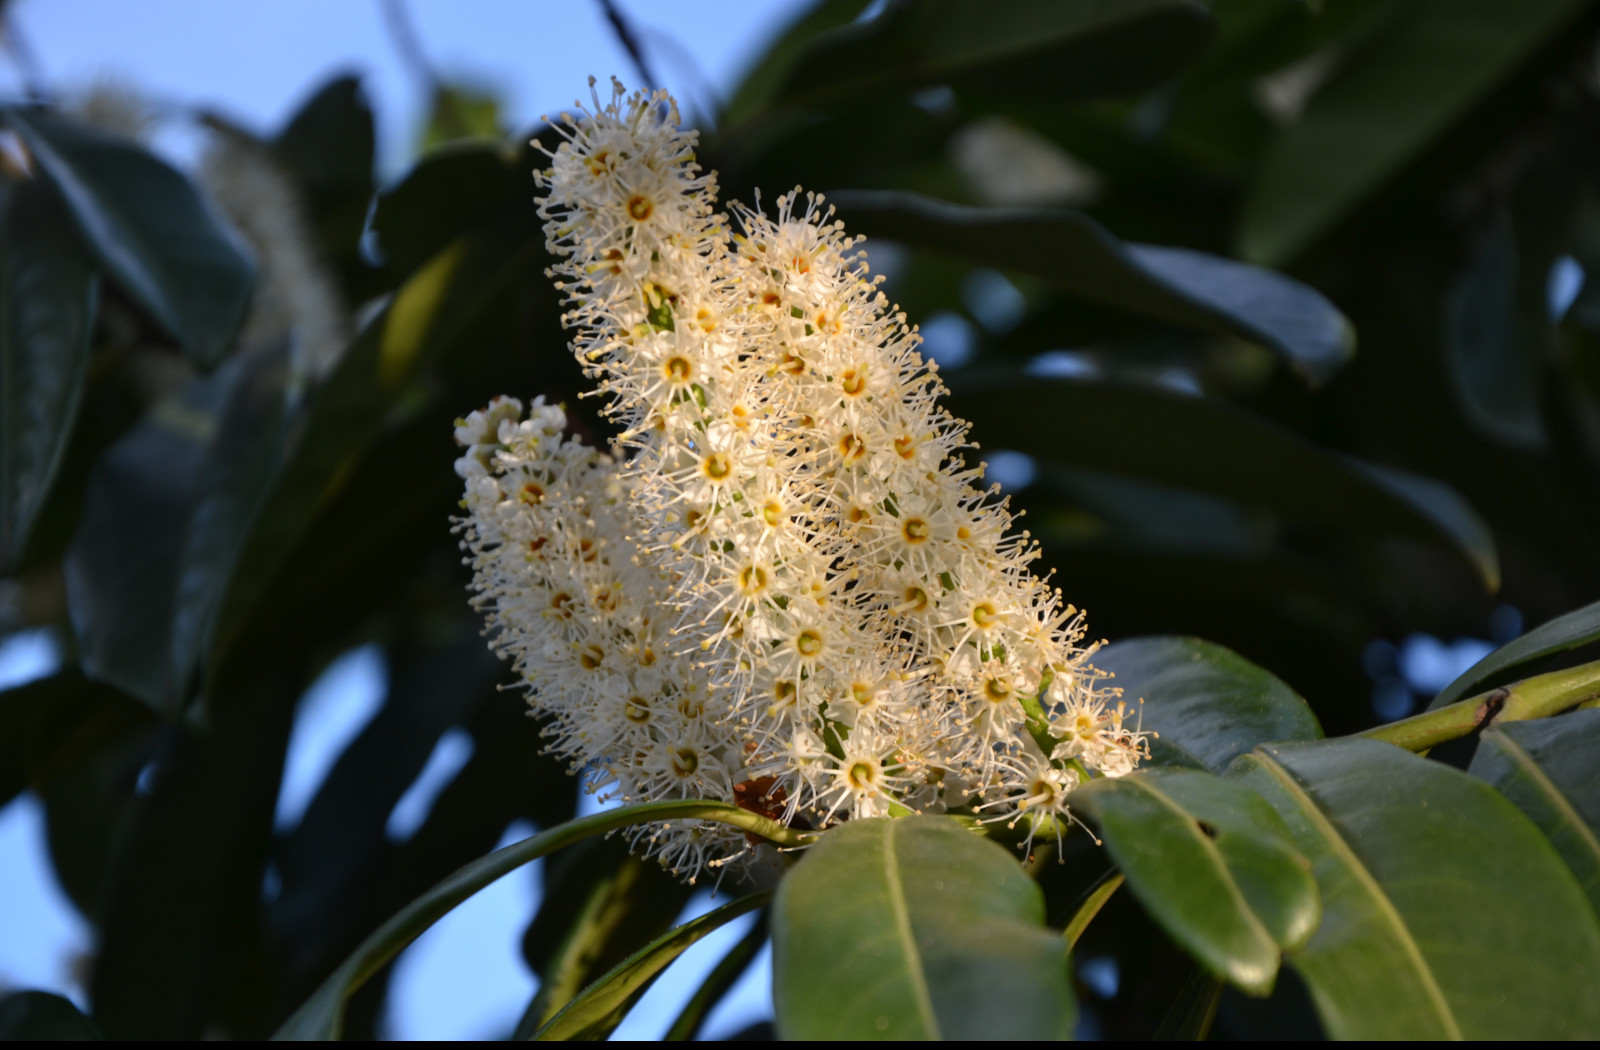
[454,79,1148,878]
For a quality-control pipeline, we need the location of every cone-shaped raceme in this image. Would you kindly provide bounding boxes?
[454,79,1149,879]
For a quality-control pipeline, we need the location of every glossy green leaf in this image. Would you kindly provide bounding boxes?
[533,893,768,1041]
[1074,769,1319,995]
[777,0,1213,108]
[1470,709,1600,913]
[272,800,804,1040]
[1094,636,1321,772]
[1429,598,1600,710]
[833,190,1354,385]
[771,815,1073,1040]
[947,373,1498,588]
[0,178,96,570]
[5,108,254,368]
[1444,209,1545,448]
[0,991,102,1039]
[1240,0,1591,265]
[1231,739,1600,1039]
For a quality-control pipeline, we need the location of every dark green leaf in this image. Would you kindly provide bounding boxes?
[1231,738,1600,1039]
[772,815,1073,1040]
[1094,636,1321,772]
[0,670,151,808]
[516,838,692,1036]
[1239,0,1592,265]
[719,0,874,129]
[1470,709,1600,914]
[273,800,805,1040]
[0,991,102,1039]
[368,144,524,281]
[63,368,235,712]
[87,668,297,1039]
[1444,210,1545,448]
[777,0,1213,108]
[947,373,1498,588]
[834,191,1354,384]
[274,75,375,203]
[168,348,293,705]
[5,108,254,367]
[0,178,96,570]
[1429,598,1600,710]
[206,228,542,687]
[272,74,377,285]
[63,349,289,714]
[533,893,768,1041]
[664,912,768,1041]
[1075,769,1319,995]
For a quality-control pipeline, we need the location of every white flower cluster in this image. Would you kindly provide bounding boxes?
[455,79,1148,878]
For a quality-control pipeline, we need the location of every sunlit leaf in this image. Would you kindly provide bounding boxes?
[1094,636,1321,772]
[1470,709,1600,914]
[1231,739,1600,1039]
[1075,769,1319,995]
[772,815,1073,1040]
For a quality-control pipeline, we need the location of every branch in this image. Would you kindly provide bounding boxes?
[1360,657,1600,752]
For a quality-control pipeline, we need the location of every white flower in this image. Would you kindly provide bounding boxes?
[455,79,1148,878]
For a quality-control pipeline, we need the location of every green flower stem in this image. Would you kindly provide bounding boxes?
[1361,658,1600,753]
[273,799,808,1040]
[1063,873,1125,952]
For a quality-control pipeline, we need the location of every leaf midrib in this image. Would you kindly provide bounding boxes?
[1483,728,1600,882]
[1122,776,1277,956]
[881,820,941,1039]
[1253,752,1463,1039]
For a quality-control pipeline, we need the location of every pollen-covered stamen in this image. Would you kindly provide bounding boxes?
[737,564,769,594]
[663,355,693,384]
[701,452,732,482]
[795,629,824,659]
[670,747,699,777]
[846,758,880,791]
